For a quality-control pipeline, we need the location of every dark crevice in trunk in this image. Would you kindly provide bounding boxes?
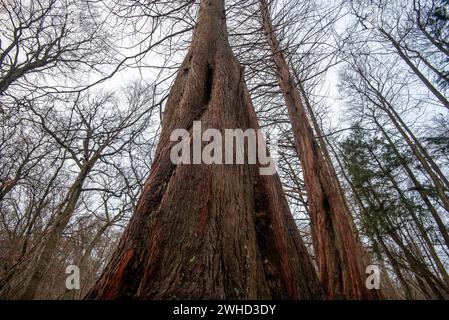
[205,63,214,102]
[252,175,291,299]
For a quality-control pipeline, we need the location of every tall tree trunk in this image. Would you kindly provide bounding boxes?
[295,71,350,212]
[86,0,322,300]
[260,0,377,299]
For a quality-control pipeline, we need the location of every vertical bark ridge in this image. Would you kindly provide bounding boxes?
[86,0,322,300]
[259,0,379,299]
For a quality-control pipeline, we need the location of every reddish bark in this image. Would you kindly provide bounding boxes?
[86,0,322,300]
[260,0,379,299]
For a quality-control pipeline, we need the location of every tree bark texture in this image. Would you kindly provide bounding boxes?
[86,0,322,300]
[260,0,378,299]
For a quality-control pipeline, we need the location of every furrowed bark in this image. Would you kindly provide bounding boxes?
[86,0,322,300]
[260,0,378,299]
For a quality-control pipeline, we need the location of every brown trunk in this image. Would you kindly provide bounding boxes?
[86,0,322,300]
[260,0,377,299]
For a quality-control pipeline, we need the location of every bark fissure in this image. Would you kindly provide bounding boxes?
[86,0,322,300]
[259,0,377,299]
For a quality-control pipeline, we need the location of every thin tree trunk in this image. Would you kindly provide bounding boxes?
[364,90,449,212]
[413,0,449,58]
[63,223,111,300]
[378,27,449,110]
[86,0,322,299]
[375,231,413,300]
[374,118,449,249]
[384,102,449,191]
[366,143,449,285]
[19,163,93,299]
[361,186,448,299]
[387,223,449,299]
[356,64,449,201]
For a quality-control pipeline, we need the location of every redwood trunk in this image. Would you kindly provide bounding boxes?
[260,0,378,299]
[86,0,322,299]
